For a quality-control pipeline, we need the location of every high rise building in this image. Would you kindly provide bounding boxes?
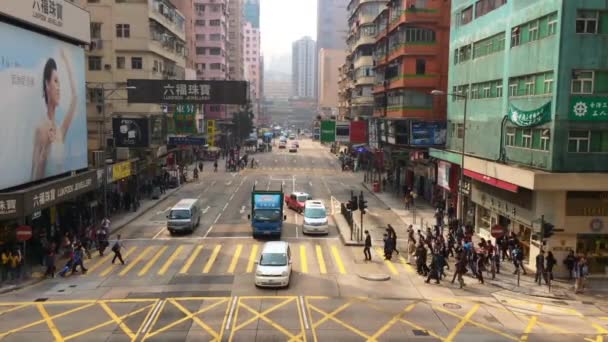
[227,0,244,81]
[80,0,187,151]
[431,0,608,273]
[243,0,262,120]
[318,48,348,114]
[292,37,317,99]
[317,0,349,51]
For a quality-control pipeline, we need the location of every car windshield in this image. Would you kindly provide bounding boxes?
[253,209,281,222]
[304,207,326,219]
[259,252,287,266]
[169,209,190,220]
[297,195,308,202]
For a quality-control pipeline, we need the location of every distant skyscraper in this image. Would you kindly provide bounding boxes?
[316,0,349,51]
[243,0,260,28]
[292,37,316,98]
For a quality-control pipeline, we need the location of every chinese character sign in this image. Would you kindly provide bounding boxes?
[127,79,248,105]
[173,104,197,134]
[508,102,552,127]
[569,96,608,121]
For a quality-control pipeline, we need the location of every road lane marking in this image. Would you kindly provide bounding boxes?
[227,244,243,273]
[36,303,63,341]
[202,206,210,214]
[152,226,165,240]
[180,245,203,274]
[299,296,310,330]
[138,246,168,276]
[222,202,229,211]
[322,177,332,195]
[330,245,346,274]
[520,304,543,341]
[214,213,221,223]
[225,181,233,186]
[374,248,398,275]
[155,206,171,216]
[397,255,415,273]
[308,181,312,187]
[99,246,137,277]
[240,206,246,214]
[315,245,327,274]
[300,245,308,274]
[225,296,239,331]
[141,299,166,340]
[99,301,136,339]
[292,175,296,192]
[158,245,184,275]
[86,250,116,274]
[445,304,480,342]
[247,244,259,273]
[203,244,222,273]
[119,246,155,276]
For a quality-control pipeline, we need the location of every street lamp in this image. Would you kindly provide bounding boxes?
[431,89,468,225]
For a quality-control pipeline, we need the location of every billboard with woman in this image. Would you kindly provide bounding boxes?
[0,22,87,190]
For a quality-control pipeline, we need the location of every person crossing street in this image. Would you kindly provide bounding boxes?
[363,230,372,261]
[111,235,125,265]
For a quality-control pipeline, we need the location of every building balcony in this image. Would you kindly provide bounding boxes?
[149,40,186,66]
[387,43,438,62]
[388,2,441,32]
[354,55,373,69]
[149,3,186,41]
[352,95,374,105]
[386,73,438,90]
[385,105,436,120]
[354,76,375,86]
[353,35,376,51]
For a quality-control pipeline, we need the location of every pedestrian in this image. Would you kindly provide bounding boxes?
[564,250,576,280]
[545,251,556,281]
[573,255,589,294]
[14,247,23,280]
[111,235,125,265]
[404,194,411,210]
[0,248,8,283]
[71,244,88,274]
[387,225,399,256]
[363,230,372,261]
[407,237,416,264]
[425,251,442,284]
[415,243,428,275]
[44,244,56,278]
[476,253,485,284]
[451,253,467,289]
[383,233,393,260]
[512,245,526,275]
[97,225,108,256]
[214,160,218,172]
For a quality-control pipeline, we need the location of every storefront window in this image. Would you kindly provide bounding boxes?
[577,234,608,274]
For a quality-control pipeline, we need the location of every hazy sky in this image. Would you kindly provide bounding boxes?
[260,0,317,59]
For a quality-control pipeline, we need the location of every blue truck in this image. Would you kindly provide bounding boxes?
[248,185,286,238]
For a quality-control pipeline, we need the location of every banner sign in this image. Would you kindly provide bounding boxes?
[173,104,197,134]
[111,161,131,182]
[207,120,216,147]
[112,118,150,147]
[349,120,367,144]
[336,121,350,143]
[508,102,552,127]
[437,161,451,190]
[320,120,336,143]
[253,194,282,209]
[410,122,447,146]
[23,171,97,214]
[569,97,608,121]
[127,79,248,105]
[168,136,207,146]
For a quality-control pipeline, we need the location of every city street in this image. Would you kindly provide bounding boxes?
[0,140,606,341]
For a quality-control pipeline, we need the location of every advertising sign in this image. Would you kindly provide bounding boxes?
[335,121,350,143]
[569,97,608,121]
[23,170,97,214]
[127,79,248,105]
[349,120,367,144]
[112,118,150,148]
[111,161,131,182]
[410,122,447,146]
[508,102,552,127]
[320,120,336,143]
[0,193,23,220]
[0,22,88,190]
[0,0,91,44]
[172,104,197,134]
[168,137,207,146]
[437,161,451,190]
[207,120,216,146]
[253,194,282,209]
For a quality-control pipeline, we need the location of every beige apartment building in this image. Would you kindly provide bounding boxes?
[318,48,348,116]
[227,0,244,80]
[79,0,187,153]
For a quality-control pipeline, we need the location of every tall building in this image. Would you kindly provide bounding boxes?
[227,0,244,80]
[243,0,262,120]
[431,0,608,274]
[316,0,349,101]
[292,37,317,99]
[345,0,386,118]
[81,0,187,151]
[193,0,230,120]
[318,48,348,115]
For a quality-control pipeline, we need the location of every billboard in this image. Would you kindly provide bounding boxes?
[0,22,88,190]
[172,104,197,134]
[349,120,367,144]
[410,122,447,146]
[320,120,336,143]
[127,79,248,105]
[112,118,150,148]
[335,121,350,143]
[253,194,282,209]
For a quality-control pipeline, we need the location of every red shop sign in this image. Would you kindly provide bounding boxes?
[463,169,519,193]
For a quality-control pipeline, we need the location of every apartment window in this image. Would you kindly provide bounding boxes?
[116,24,130,38]
[496,84,503,97]
[524,76,535,95]
[153,60,159,72]
[209,48,221,55]
[522,129,532,148]
[210,19,221,26]
[540,130,550,151]
[195,20,205,26]
[457,123,464,139]
[196,47,206,55]
[483,85,491,98]
[88,56,102,71]
[211,4,220,12]
[568,130,590,152]
[576,10,598,34]
[460,6,473,25]
[529,19,539,41]
[572,70,594,94]
[210,34,221,41]
[90,22,102,39]
[590,131,608,152]
[246,57,250,62]
[509,82,517,97]
[505,127,516,146]
[548,13,558,35]
[210,63,221,70]
[196,34,205,41]
[511,27,520,47]
[470,85,479,99]
[116,56,125,69]
[131,57,142,69]
[453,49,459,64]
[543,74,554,94]
[195,4,205,12]
[415,59,426,75]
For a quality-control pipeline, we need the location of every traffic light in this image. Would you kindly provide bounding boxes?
[349,195,358,211]
[543,222,555,239]
[359,192,367,214]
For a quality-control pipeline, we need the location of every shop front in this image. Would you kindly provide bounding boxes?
[105,160,138,213]
[406,151,436,203]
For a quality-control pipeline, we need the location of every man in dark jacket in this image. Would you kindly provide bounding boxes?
[363,230,372,261]
[535,250,547,285]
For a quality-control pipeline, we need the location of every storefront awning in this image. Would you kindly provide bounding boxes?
[464,169,518,193]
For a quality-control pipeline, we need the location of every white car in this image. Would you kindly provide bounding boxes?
[255,241,292,288]
[302,200,329,234]
[289,143,298,152]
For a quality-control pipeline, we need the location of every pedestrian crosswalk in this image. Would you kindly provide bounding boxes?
[74,242,414,278]
[242,167,340,174]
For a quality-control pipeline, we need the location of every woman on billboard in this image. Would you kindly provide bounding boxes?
[31,50,78,180]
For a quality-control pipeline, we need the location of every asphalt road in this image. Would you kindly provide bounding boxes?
[0,139,606,341]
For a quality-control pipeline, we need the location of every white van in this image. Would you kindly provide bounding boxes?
[167,199,201,234]
[302,200,329,234]
[254,241,292,288]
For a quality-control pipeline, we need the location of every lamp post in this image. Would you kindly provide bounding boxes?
[87,83,136,219]
[431,89,468,225]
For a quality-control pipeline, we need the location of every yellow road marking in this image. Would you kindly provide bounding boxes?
[0,303,31,317]
[138,246,167,276]
[180,245,203,274]
[203,244,222,273]
[308,299,370,339]
[330,245,346,274]
[158,245,184,275]
[300,245,308,273]
[520,304,542,341]
[246,244,259,273]
[142,299,168,341]
[36,303,64,341]
[233,298,301,340]
[315,245,326,274]
[397,254,415,273]
[119,246,155,276]
[369,303,416,340]
[86,250,116,274]
[99,302,136,340]
[227,244,243,273]
[156,299,227,339]
[445,304,480,342]
[374,248,398,275]
[99,246,137,276]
